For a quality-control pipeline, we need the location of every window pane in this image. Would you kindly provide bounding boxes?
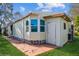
[40,26,45,32]
[26,20,28,25]
[31,26,37,32]
[64,23,66,30]
[40,20,45,25]
[26,26,29,32]
[31,19,38,25]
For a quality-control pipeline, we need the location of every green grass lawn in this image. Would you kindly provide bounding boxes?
[0,35,25,56]
[38,36,79,56]
[1,34,79,56]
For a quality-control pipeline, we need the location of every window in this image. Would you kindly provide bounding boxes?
[26,20,29,32]
[26,20,28,25]
[11,25,13,35]
[40,20,45,32]
[31,19,37,25]
[40,26,45,32]
[31,26,37,32]
[64,23,66,30]
[40,20,45,25]
[31,19,38,32]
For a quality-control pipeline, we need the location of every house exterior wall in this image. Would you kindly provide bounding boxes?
[46,17,70,46]
[12,14,46,43]
[46,18,61,46]
[29,15,45,41]
[23,17,30,40]
[13,20,23,39]
[55,19,61,46]
[30,32,45,40]
[8,13,70,46]
[7,26,11,36]
[60,19,69,46]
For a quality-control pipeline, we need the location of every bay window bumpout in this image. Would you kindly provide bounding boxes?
[26,19,45,32]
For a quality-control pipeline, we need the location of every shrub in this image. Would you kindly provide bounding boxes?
[74,31,79,36]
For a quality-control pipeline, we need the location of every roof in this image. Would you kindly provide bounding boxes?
[14,13,38,24]
[13,12,71,24]
[43,13,71,22]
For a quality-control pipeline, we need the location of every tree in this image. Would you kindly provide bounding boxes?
[70,4,79,32]
[0,3,13,35]
[13,12,22,21]
[1,3,13,25]
[70,3,79,16]
[74,16,79,32]
[0,3,3,34]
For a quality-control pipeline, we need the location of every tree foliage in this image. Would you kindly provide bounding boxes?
[74,16,79,32]
[0,3,13,34]
[14,12,22,20]
[0,3,13,25]
[75,16,79,26]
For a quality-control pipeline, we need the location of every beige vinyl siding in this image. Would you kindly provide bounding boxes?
[30,32,45,40]
[60,19,69,46]
[13,20,23,39]
[30,32,40,40]
[30,16,46,41]
[23,17,30,40]
[23,15,46,41]
[7,26,11,36]
[46,18,61,46]
[46,17,70,46]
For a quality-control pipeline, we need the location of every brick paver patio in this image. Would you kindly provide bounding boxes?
[5,36,57,56]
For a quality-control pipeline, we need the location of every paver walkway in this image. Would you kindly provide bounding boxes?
[5,36,57,56]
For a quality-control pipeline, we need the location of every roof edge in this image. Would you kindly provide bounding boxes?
[43,13,71,22]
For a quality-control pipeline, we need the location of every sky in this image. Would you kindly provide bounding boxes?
[13,3,72,16]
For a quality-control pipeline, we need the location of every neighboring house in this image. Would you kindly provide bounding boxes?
[7,12,71,47]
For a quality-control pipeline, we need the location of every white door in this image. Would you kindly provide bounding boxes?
[47,22,56,45]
